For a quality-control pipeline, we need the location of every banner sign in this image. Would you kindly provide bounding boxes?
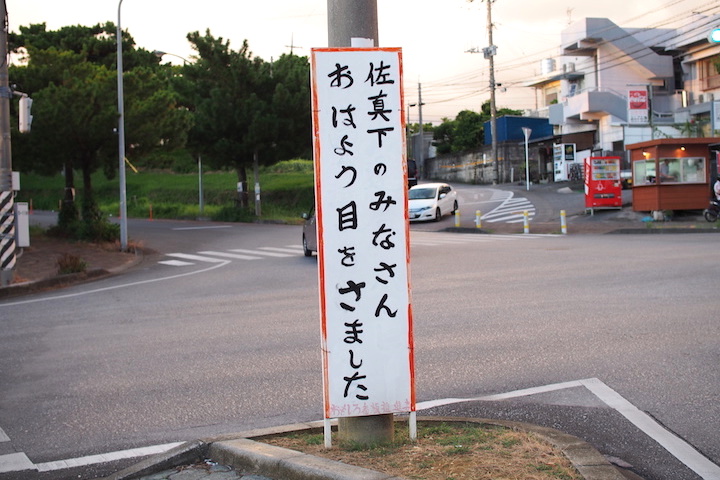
[628,89,649,124]
[310,47,415,419]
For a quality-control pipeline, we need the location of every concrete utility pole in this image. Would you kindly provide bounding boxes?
[327,0,379,47]
[326,0,395,447]
[417,82,424,179]
[116,0,128,251]
[0,0,15,286]
[486,0,499,184]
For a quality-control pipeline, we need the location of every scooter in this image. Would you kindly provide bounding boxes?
[703,199,720,222]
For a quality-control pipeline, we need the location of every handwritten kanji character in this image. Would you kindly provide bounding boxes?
[367,127,394,148]
[337,202,358,231]
[367,90,391,122]
[365,61,395,86]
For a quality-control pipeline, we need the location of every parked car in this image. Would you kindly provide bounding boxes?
[407,159,418,188]
[408,183,458,222]
[301,207,317,256]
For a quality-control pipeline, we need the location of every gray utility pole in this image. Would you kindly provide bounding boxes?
[0,0,15,286]
[486,0,499,184]
[326,0,395,447]
[327,0,378,47]
[417,82,424,178]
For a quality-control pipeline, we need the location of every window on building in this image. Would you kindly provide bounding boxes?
[633,157,705,184]
[699,55,720,90]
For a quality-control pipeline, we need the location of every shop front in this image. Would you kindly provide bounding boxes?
[626,138,720,212]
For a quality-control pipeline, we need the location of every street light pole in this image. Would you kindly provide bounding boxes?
[522,127,532,191]
[116,0,128,251]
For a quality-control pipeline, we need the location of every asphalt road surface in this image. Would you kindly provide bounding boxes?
[1,197,718,480]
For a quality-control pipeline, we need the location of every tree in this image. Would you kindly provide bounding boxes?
[9,23,192,239]
[433,101,523,154]
[181,31,311,209]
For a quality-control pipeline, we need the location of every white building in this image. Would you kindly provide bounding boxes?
[525,15,720,162]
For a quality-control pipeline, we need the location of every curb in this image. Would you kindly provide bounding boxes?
[0,248,144,300]
[103,417,628,480]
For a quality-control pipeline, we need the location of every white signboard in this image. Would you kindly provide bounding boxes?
[628,89,649,124]
[310,47,415,419]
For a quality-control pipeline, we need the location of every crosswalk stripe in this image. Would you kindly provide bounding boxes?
[231,248,293,258]
[197,251,262,260]
[165,253,226,263]
[158,259,195,266]
[261,247,304,254]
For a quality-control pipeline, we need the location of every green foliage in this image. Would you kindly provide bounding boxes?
[17,162,314,224]
[9,22,192,221]
[56,253,87,275]
[433,100,524,154]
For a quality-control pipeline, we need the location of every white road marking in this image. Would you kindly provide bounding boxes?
[417,378,720,480]
[2,378,716,477]
[158,259,194,266]
[0,261,230,307]
[165,253,226,263]
[35,442,184,472]
[261,247,304,254]
[0,427,9,442]
[197,251,263,260]
[230,248,293,258]
[172,226,232,231]
[0,453,34,473]
[581,378,720,480]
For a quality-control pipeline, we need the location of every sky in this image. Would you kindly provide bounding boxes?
[7,0,720,124]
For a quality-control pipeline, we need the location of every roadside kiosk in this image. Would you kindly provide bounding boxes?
[626,138,720,214]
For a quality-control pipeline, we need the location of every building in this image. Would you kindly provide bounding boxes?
[427,14,720,199]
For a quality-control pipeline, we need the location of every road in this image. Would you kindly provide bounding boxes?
[1,186,718,480]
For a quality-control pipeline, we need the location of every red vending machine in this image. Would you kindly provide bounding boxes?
[584,156,622,213]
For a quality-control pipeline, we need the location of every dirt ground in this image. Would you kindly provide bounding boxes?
[10,236,138,285]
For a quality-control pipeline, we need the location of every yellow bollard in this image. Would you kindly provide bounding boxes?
[523,210,530,234]
[475,210,482,229]
[561,210,567,234]
[455,209,461,228]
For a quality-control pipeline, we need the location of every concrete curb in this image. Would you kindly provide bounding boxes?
[0,247,144,299]
[104,417,628,480]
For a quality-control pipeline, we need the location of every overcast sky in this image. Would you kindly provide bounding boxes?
[7,0,720,123]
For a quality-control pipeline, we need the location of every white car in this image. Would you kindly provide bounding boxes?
[408,183,458,222]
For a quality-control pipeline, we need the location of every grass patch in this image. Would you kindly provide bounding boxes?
[15,160,315,224]
[260,421,582,480]
[56,253,87,275]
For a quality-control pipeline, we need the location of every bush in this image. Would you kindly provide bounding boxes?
[56,253,87,275]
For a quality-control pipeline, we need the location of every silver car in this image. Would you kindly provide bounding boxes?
[301,207,317,256]
[408,183,458,222]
